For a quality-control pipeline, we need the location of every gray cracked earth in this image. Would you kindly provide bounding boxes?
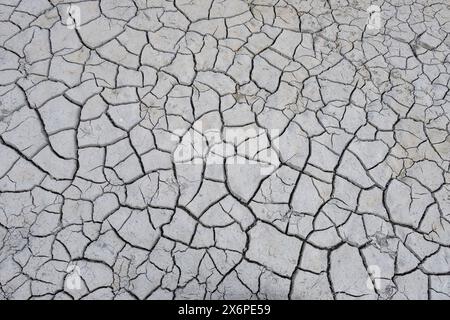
[0,0,449,300]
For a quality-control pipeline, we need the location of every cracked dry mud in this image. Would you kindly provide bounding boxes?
[0,0,449,300]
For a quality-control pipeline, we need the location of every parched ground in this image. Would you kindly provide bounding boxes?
[0,0,449,300]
